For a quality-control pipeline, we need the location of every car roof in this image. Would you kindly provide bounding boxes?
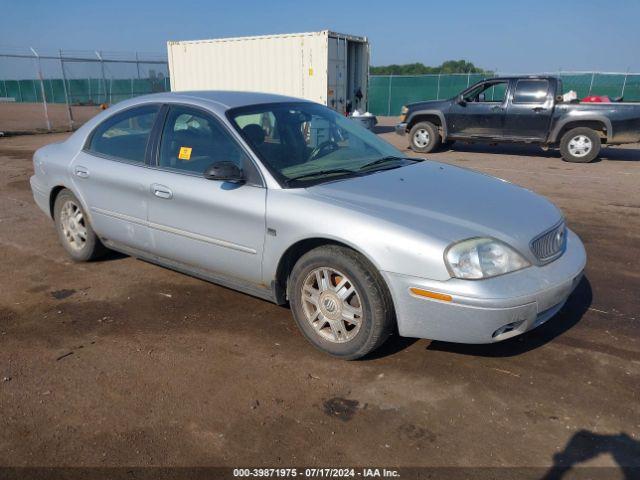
[135,90,311,110]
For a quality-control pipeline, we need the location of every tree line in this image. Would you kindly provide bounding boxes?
[370,60,490,75]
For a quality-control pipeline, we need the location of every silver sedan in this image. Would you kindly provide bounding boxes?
[30,91,586,359]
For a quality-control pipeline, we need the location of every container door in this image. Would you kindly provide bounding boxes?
[346,41,368,114]
[328,37,347,114]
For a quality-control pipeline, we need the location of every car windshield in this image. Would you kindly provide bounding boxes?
[228,102,412,186]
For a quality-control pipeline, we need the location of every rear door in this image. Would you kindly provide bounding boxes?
[447,80,509,138]
[504,79,554,140]
[70,104,160,250]
[145,104,266,284]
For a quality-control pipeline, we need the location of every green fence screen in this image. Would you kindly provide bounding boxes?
[368,72,640,116]
[0,77,170,105]
[3,72,639,116]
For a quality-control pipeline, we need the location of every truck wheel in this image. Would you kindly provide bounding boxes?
[288,245,394,360]
[560,128,601,163]
[53,189,107,262]
[409,122,441,153]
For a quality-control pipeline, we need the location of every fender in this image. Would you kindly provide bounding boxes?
[406,109,449,140]
[548,114,613,143]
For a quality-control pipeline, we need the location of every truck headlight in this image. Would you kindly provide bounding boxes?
[445,238,530,279]
[399,106,408,122]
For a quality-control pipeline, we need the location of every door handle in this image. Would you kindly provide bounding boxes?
[151,184,173,199]
[532,107,547,113]
[74,166,89,178]
[490,105,503,112]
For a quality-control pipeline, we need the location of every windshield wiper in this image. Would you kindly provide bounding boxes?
[284,168,359,185]
[357,156,422,171]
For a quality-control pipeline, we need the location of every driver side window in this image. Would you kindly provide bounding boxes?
[158,106,248,174]
[464,81,508,103]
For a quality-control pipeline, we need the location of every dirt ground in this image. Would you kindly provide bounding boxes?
[0,103,101,133]
[0,121,639,475]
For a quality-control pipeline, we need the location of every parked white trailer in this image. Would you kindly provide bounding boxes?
[167,31,370,115]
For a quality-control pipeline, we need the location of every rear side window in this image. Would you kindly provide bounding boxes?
[513,80,549,104]
[88,105,159,163]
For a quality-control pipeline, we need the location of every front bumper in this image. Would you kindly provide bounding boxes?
[382,229,587,343]
[395,122,408,135]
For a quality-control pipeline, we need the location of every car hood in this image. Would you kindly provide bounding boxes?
[407,99,451,111]
[306,162,563,257]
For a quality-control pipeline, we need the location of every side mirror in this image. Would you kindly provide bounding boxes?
[478,93,485,102]
[203,161,244,183]
[457,94,466,106]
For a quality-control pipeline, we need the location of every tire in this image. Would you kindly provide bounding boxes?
[559,127,601,163]
[288,245,395,360]
[53,189,107,262]
[409,121,441,153]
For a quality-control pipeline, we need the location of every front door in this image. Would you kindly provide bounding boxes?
[447,80,509,138]
[146,105,266,284]
[70,104,160,251]
[504,78,554,140]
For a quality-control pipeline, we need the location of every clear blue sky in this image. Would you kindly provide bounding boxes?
[2,0,639,72]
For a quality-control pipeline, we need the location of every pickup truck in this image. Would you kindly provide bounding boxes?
[395,76,640,162]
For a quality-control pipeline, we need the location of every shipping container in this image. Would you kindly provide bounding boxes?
[167,31,370,115]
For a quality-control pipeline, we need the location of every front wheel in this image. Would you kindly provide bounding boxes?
[560,127,601,163]
[288,245,395,360]
[409,121,441,153]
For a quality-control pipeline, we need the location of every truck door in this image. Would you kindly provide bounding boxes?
[504,78,554,140]
[447,80,509,138]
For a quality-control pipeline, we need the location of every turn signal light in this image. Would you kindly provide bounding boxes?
[409,288,453,302]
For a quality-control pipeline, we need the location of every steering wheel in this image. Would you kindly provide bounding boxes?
[308,140,340,161]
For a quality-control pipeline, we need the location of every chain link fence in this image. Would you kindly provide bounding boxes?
[368,72,640,116]
[0,47,169,133]
[3,50,639,131]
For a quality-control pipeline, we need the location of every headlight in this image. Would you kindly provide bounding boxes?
[445,238,530,279]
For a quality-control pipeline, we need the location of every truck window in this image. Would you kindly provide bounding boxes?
[464,81,507,103]
[513,80,549,104]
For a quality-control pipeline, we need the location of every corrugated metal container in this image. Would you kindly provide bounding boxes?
[167,31,370,114]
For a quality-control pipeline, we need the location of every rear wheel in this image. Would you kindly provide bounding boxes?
[409,121,441,153]
[53,189,107,261]
[560,127,601,163]
[288,245,394,360]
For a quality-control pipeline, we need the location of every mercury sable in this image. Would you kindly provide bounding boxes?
[30,92,586,359]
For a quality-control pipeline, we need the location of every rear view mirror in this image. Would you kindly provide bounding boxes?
[203,161,244,183]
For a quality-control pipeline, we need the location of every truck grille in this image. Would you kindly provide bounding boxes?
[531,222,566,263]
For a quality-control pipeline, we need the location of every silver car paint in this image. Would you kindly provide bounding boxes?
[30,91,587,344]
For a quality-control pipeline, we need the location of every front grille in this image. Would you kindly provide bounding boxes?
[531,222,566,263]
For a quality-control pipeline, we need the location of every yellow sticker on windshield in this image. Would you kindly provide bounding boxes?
[178,146,192,160]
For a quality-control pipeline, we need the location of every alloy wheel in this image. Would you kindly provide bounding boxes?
[568,135,593,158]
[59,200,87,251]
[300,267,363,343]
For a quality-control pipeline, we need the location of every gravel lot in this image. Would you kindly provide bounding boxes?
[0,103,101,133]
[0,120,639,474]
